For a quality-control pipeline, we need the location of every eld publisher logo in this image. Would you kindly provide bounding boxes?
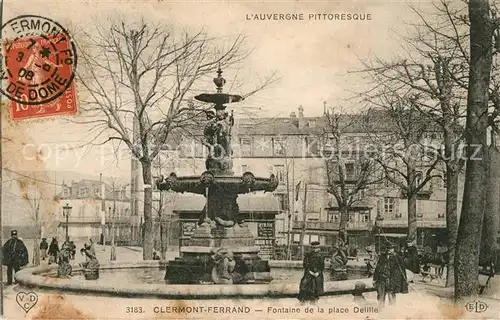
[465,300,488,313]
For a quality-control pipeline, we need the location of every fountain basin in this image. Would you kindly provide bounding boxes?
[15,261,374,299]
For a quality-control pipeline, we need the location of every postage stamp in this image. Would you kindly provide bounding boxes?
[0,15,77,119]
[0,1,499,320]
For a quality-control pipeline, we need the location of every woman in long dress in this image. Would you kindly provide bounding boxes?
[298,241,325,304]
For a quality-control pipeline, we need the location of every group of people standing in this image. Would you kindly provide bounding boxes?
[40,237,78,265]
[297,240,411,308]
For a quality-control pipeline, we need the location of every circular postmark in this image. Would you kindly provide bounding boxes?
[0,15,77,105]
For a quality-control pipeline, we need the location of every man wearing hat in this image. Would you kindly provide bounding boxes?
[39,238,48,261]
[2,230,29,285]
[298,241,325,303]
[373,243,408,308]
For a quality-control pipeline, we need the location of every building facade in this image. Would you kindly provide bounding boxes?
[132,106,463,252]
[55,179,137,244]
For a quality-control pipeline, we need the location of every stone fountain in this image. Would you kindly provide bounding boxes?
[156,68,279,284]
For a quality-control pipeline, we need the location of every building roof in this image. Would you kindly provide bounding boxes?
[172,194,280,213]
[55,179,130,201]
[161,108,444,150]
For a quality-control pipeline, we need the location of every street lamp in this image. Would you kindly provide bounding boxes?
[62,203,72,239]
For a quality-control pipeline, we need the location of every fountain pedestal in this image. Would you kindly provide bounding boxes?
[165,224,272,284]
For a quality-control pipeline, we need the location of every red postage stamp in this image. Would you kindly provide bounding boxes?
[0,15,78,120]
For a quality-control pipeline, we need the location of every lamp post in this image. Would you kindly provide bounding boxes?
[62,203,73,239]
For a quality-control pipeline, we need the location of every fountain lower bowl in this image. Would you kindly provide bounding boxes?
[15,261,374,299]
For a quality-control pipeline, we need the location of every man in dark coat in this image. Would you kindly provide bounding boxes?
[403,241,420,274]
[373,244,408,308]
[48,238,59,265]
[39,238,48,261]
[298,241,324,304]
[2,230,29,285]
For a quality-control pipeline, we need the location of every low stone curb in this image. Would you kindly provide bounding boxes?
[15,261,374,299]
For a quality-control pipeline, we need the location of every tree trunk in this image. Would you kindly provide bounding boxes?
[32,221,40,266]
[455,0,492,300]
[445,163,459,287]
[160,222,166,260]
[480,143,500,265]
[141,160,154,260]
[407,193,418,243]
[32,238,40,266]
[339,205,349,243]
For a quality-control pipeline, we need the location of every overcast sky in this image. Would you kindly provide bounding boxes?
[2,0,432,178]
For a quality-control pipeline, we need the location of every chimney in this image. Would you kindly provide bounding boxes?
[298,105,305,129]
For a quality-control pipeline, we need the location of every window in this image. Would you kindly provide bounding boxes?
[63,187,70,197]
[359,189,366,199]
[272,137,286,156]
[384,197,395,214]
[309,235,319,244]
[293,233,300,243]
[385,172,396,188]
[240,137,253,156]
[276,193,289,211]
[79,187,88,197]
[360,212,369,222]
[241,165,249,174]
[415,171,423,186]
[417,200,424,218]
[328,211,339,222]
[274,165,285,184]
[94,188,101,196]
[345,163,355,177]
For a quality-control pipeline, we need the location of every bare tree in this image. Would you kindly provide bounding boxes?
[353,3,468,285]
[323,109,380,243]
[73,19,277,259]
[17,177,42,266]
[361,95,441,243]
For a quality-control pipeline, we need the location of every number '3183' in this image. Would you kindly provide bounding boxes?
[126,306,144,313]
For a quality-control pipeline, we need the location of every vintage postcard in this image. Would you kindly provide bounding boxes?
[0,0,499,319]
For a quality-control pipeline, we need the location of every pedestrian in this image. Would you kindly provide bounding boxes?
[48,238,60,265]
[39,238,48,261]
[298,241,325,304]
[69,241,76,260]
[2,230,29,285]
[373,243,408,308]
[152,252,161,260]
[403,241,420,274]
[89,238,96,256]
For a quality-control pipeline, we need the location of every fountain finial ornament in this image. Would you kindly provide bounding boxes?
[213,65,226,93]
